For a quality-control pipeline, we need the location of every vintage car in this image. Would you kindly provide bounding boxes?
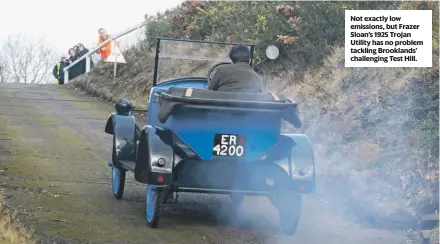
[104,37,316,235]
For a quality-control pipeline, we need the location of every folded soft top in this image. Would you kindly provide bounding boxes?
[156,87,301,128]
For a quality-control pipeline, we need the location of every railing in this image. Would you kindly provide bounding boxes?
[63,22,146,84]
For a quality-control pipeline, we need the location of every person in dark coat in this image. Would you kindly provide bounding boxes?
[76,43,94,74]
[52,54,70,85]
[208,45,264,92]
[67,48,81,80]
[73,45,80,57]
[76,43,88,57]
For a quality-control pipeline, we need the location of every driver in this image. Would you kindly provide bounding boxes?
[208,45,264,92]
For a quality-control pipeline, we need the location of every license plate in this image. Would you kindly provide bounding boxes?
[213,134,245,157]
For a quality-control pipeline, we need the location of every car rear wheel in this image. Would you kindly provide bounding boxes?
[145,185,163,228]
[230,193,244,208]
[276,191,302,235]
[112,166,126,199]
[112,134,126,199]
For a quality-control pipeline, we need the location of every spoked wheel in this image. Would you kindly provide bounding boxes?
[112,134,126,199]
[275,191,302,235]
[145,185,164,228]
[112,166,126,199]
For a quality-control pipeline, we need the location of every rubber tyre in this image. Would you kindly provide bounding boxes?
[277,192,302,235]
[111,133,126,199]
[112,166,126,199]
[230,193,244,208]
[145,185,163,228]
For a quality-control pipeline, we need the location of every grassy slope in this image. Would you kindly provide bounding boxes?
[69,44,439,242]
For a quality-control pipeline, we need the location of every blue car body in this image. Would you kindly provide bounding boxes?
[106,76,316,193]
[149,77,279,162]
[104,37,315,233]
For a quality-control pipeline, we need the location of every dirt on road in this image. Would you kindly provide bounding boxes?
[0,83,408,244]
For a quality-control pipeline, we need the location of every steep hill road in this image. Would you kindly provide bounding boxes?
[0,83,408,244]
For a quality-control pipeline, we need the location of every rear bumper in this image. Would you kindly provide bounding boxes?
[171,158,314,194]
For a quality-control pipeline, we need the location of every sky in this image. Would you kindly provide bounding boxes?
[0,0,183,55]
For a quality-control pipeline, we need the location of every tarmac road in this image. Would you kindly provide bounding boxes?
[0,83,408,244]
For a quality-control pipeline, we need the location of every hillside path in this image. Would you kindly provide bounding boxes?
[0,83,408,244]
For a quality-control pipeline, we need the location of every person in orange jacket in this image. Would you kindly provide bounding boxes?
[96,28,119,61]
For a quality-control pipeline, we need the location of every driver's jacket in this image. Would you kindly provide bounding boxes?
[208,62,264,92]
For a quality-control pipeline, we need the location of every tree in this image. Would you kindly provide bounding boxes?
[0,52,8,83]
[0,33,56,84]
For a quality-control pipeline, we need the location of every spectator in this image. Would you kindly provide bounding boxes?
[76,43,88,57]
[76,43,94,74]
[67,48,81,80]
[96,28,119,61]
[52,54,70,85]
[73,45,80,56]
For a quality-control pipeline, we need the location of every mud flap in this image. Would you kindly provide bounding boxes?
[135,126,174,185]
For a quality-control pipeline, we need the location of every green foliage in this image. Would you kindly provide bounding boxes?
[145,13,170,45]
[143,1,438,76]
[411,71,440,157]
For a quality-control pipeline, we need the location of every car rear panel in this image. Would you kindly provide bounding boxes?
[165,108,281,161]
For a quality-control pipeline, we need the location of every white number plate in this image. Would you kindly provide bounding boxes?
[212,134,245,157]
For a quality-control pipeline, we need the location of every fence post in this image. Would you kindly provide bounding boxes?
[113,41,117,78]
[86,56,91,73]
[64,70,69,84]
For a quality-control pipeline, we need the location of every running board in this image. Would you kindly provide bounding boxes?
[175,187,270,195]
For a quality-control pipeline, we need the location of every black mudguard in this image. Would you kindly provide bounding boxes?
[135,125,174,185]
[266,134,316,194]
[287,134,316,193]
[105,113,139,161]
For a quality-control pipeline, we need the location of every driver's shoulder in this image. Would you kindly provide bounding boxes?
[221,63,252,73]
[217,63,235,70]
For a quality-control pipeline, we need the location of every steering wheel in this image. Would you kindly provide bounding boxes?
[207,62,231,84]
